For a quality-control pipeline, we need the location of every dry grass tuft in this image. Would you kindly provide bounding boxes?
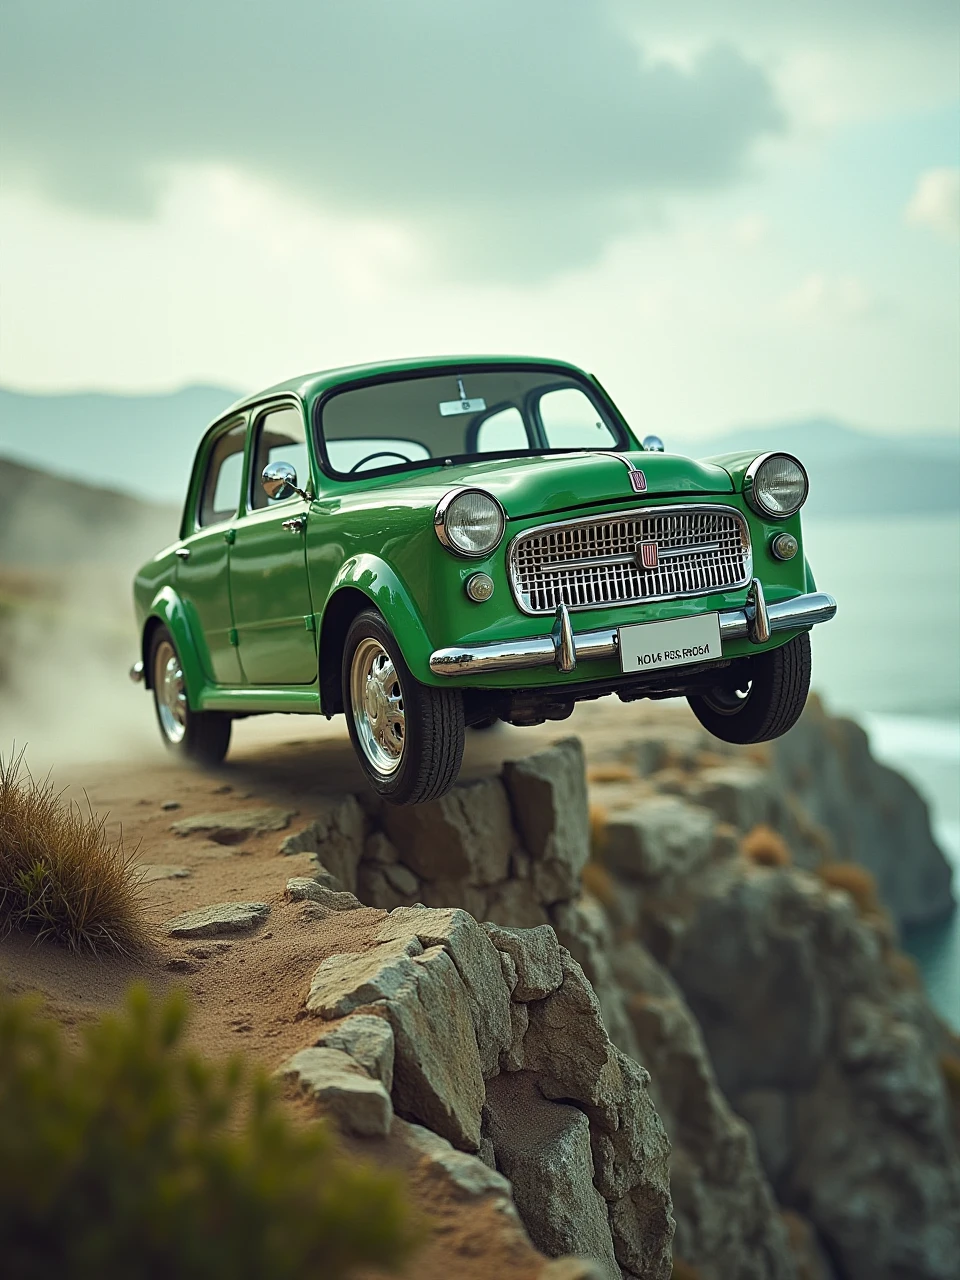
[741,824,792,867]
[939,1053,960,1110]
[589,802,609,861]
[587,762,638,784]
[582,860,616,907]
[816,861,880,916]
[0,748,148,954]
[671,1260,701,1280]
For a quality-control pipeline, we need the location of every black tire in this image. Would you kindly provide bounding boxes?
[148,626,231,765]
[687,632,811,745]
[342,608,464,805]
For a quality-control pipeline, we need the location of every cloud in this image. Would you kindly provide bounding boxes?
[0,1,782,276]
[782,273,885,323]
[906,168,960,242]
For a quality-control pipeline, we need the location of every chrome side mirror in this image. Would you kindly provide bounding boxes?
[642,434,665,453]
[262,460,303,501]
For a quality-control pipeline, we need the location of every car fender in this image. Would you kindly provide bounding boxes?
[140,586,206,706]
[318,555,434,709]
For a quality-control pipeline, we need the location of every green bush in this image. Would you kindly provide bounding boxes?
[0,985,418,1279]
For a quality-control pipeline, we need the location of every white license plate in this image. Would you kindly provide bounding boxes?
[618,613,723,675]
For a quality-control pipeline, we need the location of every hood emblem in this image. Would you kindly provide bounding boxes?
[638,541,659,570]
[608,453,648,492]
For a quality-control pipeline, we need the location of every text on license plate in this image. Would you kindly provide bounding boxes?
[618,613,722,675]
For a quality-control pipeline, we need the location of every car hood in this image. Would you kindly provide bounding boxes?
[366,450,734,520]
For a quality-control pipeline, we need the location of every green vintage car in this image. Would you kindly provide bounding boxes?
[131,356,836,804]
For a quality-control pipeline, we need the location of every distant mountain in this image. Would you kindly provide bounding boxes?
[0,457,180,567]
[0,386,956,517]
[0,384,241,504]
[666,416,959,518]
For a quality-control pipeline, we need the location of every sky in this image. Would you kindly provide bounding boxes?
[1,1,958,439]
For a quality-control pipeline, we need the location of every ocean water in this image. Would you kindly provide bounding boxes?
[801,513,959,1027]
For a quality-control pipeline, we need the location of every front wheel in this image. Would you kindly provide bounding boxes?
[687,632,811,744]
[343,609,464,805]
[149,627,231,765]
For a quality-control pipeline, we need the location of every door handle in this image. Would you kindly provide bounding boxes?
[281,515,307,534]
[175,547,191,561]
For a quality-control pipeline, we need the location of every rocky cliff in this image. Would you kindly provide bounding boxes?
[266,704,958,1280]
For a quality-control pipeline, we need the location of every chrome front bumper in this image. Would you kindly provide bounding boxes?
[429,582,837,678]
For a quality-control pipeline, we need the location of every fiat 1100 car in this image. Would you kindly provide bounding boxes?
[131,356,836,805]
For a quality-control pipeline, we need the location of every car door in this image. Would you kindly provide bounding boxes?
[229,402,318,685]
[175,416,246,686]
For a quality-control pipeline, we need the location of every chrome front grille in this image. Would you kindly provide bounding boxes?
[507,504,752,615]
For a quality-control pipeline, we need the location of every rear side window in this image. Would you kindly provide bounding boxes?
[250,405,308,509]
[198,421,247,528]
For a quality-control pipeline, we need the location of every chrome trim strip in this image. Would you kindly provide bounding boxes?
[745,577,771,644]
[506,502,752,616]
[429,591,836,677]
[129,660,145,684]
[552,602,576,672]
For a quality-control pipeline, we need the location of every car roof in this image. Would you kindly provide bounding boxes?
[218,353,590,420]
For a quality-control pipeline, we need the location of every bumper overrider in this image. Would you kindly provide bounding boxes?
[430,579,837,678]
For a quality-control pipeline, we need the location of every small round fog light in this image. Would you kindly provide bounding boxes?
[771,532,798,561]
[465,572,495,603]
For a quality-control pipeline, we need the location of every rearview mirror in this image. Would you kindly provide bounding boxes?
[261,460,299,501]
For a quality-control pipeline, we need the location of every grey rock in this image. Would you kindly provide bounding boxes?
[364,831,399,865]
[484,1072,620,1279]
[602,795,715,887]
[402,1120,514,1200]
[503,738,590,904]
[306,935,485,1151]
[616,938,796,1280]
[285,877,361,911]
[524,950,610,1104]
[170,808,295,842]
[483,922,563,1001]
[164,901,270,938]
[483,876,550,927]
[135,864,191,882]
[687,763,778,832]
[278,796,368,892]
[383,861,420,896]
[552,895,638,1059]
[379,776,514,886]
[314,1013,395,1090]
[376,907,512,1078]
[771,700,955,926]
[160,800,181,811]
[306,936,424,1017]
[384,945,486,1151]
[276,1046,392,1137]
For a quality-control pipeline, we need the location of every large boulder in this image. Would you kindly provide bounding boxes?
[276,1046,393,1137]
[503,739,591,904]
[484,1071,622,1279]
[378,776,514,887]
[278,796,368,892]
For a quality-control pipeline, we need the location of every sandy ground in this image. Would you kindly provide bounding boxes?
[1,697,688,1279]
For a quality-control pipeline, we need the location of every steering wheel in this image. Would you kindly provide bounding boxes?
[348,450,413,474]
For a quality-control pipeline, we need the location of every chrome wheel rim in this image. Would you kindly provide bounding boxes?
[155,640,187,744]
[350,637,405,776]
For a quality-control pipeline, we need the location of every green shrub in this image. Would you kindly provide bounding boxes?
[0,984,418,1279]
[0,747,146,953]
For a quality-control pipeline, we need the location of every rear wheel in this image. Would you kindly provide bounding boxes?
[687,632,811,744]
[149,627,231,765]
[343,608,464,805]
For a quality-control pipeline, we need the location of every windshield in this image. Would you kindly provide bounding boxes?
[316,367,627,479]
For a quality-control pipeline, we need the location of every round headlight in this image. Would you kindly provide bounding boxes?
[435,488,505,557]
[744,453,808,518]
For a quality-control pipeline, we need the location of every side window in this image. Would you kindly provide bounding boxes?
[538,388,618,450]
[475,407,528,454]
[250,406,308,510]
[198,421,247,528]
